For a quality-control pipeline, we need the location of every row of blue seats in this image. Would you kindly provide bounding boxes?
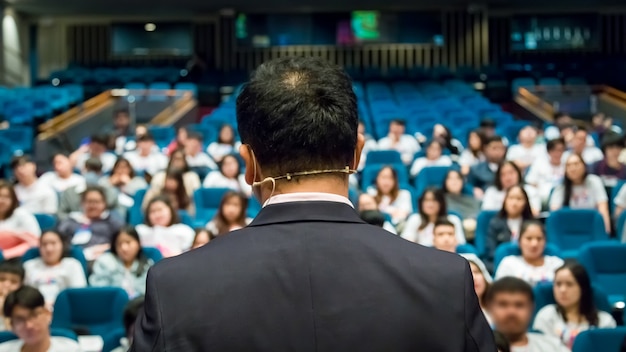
[0,85,84,125]
[49,66,185,85]
[511,76,588,94]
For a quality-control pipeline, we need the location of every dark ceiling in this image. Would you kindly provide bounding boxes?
[8,0,626,16]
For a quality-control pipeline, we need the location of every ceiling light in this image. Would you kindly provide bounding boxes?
[144,23,156,32]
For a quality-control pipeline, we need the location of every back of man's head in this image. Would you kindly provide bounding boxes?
[236,56,358,176]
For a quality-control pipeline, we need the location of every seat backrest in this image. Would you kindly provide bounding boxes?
[572,327,626,352]
[456,244,478,255]
[34,213,57,232]
[0,331,16,343]
[194,187,232,210]
[545,209,607,250]
[50,328,79,341]
[101,328,126,352]
[142,247,164,263]
[494,242,561,271]
[577,242,626,297]
[474,210,499,257]
[413,166,453,197]
[360,164,409,189]
[365,150,403,166]
[52,287,129,329]
[22,247,88,278]
[533,281,612,319]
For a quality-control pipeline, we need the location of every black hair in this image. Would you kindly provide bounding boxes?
[111,157,136,179]
[51,153,70,164]
[485,277,534,304]
[434,217,455,230]
[555,261,599,326]
[546,137,566,152]
[519,220,545,241]
[442,169,465,195]
[483,135,504,148]
[600,132,624,152]
[144,195,181,227]
[110,227,149,277]
[0,180,19,220]
[236,56,358,177]
[433,125,459,155]
[563,153,588,207]
[40,230,71,261]
[219,154,241,177]
[0,262,25,282]
[84,157,103,173]
[136,132,155,143]
[167,149,190,173]
[494,161,523,191]
[114,108,130,118]
[186,131,204,142]
[9,155,33,170]
[493,331,511,352]
[123,296,145,334]
[3,286,44,318]
[418,188,447,231]
[467,129,486,157]
[554,112,570,121]
[81,185,107,203]
[424,138,445,157]
[390,119,406,127]
[217,124,236,145]
[90,134,110,146]
[498,185,533,220]
[360,210,385,227]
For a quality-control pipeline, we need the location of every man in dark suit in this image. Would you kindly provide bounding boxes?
[131,57,496,351]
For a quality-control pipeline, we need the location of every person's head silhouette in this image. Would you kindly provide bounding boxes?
[237,57,364,204]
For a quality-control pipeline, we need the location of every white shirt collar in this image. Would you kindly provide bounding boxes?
[264,192,353,208]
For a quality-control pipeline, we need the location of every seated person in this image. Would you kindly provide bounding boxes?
[459,253,493,327]
[203,155,250,196]
[207,125,241,163]
[487,277,569,352]
[432,217,458,253]
[58,158,118,220]
[401,188,466,246]
[430,124,463,156]
[23,231,86,308]
[89,227,154,299]
[367,166,413,225]
[206,192,252,237]
[0,262,24,332]
[143,170,195,216]
[563,127,604,166]
[533,261,616,350]
[191,229,213,250]
[377,119,420,166]
[57,186,124,261]
[98,157,148,210]
[184,131,218,170]
[0,181,41,259]
[494,220,564,287]
[591,132,626,188]
[150,149,201,199]
[38,154,85,193]
[468,136,507,198]
[525,138,566,204]
[482,161,541,216]
[11,156,58,215]
[544,112,573,141]
[409,139,452,177]
[123,133,168,176]
[0,286,81,352]
[166,126,188,156]
[442,170,480,237]
[136,196,195,258]
[506,125,546,172]
[357,194,396,234]
[486,185,535,272]
[550,153,611,234]
[111,297,145,352]
[107,108,133,153]
[69,133,117,174]
[458,130,485,175]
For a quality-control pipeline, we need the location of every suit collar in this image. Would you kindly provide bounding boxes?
[248,201,367,227]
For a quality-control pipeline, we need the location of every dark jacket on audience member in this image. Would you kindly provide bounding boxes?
[486,216,513,273]
[467,162,496,191]
[57,212,124,248]
[131,201,495,352]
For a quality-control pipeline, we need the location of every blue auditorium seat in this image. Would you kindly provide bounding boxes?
[174,82,198,97]
[22,246,88,279]
[101,328,126,352]
[360,164,409,189]
[51,287,129,337]
[533,281,612,322]
[539,77,561,86]
[493,242,561,272]
[474,210,499,258]
[142,247,164,263]
[511,77,536,94]
[572,328,626,352]
[456,244,478,255]
[0,332,15,343]
[147,126,175,149]
[577,241,626,307]
[148,82,171,102]
[128,188,148,226]
[413,166,453,197]
[194,187,232,224]
[0,127,34,153]
[545,209,608,258]
[34,213,57,232]
[365,150,403,166]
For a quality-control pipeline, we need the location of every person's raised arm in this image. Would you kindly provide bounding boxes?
[131,267,165,351]
[462,261,497,351]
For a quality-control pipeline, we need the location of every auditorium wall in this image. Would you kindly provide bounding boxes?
[2,7,29,85]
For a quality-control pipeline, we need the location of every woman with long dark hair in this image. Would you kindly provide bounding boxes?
[206,192,251,236]
[482,161,541,215]
[533,261,616,349]
[0,181,41,259]
[400,188,465,246]
[136,196,195,257]
[143,169,194,215]
[368,166,413,224]
[458,130,485,175]
[550,153,611,233]
[149,148,201,197]
[89,227,154,298]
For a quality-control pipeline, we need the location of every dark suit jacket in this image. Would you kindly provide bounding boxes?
[131,201,496,352]
[468,162,496,191]
[486,215,513,273]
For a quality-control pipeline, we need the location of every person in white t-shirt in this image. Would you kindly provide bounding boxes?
[482,161,541,216]
[409,139,452,177]
[10,156,58,215]
[550,153,611,234]
[123,133,168,176]
[206,125,242,163]
[70,134,117,174]
[563,128,604,166]
[23,231,86,308]
[506,125,546,172]
[205,192,252,237]
[367,166,413,224]
[38,154,85,194]
[377,119,420,166]
[135,196,195,257]
[0,286,81,352]
[525,138,566,204]
[432,217,459,253]
[487,277,570,352]
[184,131,218,170]
[533,261,616,350]
[495,220,564,287]
[203,155,250,196]
[458,130,485,175]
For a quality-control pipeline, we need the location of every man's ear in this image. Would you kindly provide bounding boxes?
[353,134,365,171]
[240,145,256,185]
